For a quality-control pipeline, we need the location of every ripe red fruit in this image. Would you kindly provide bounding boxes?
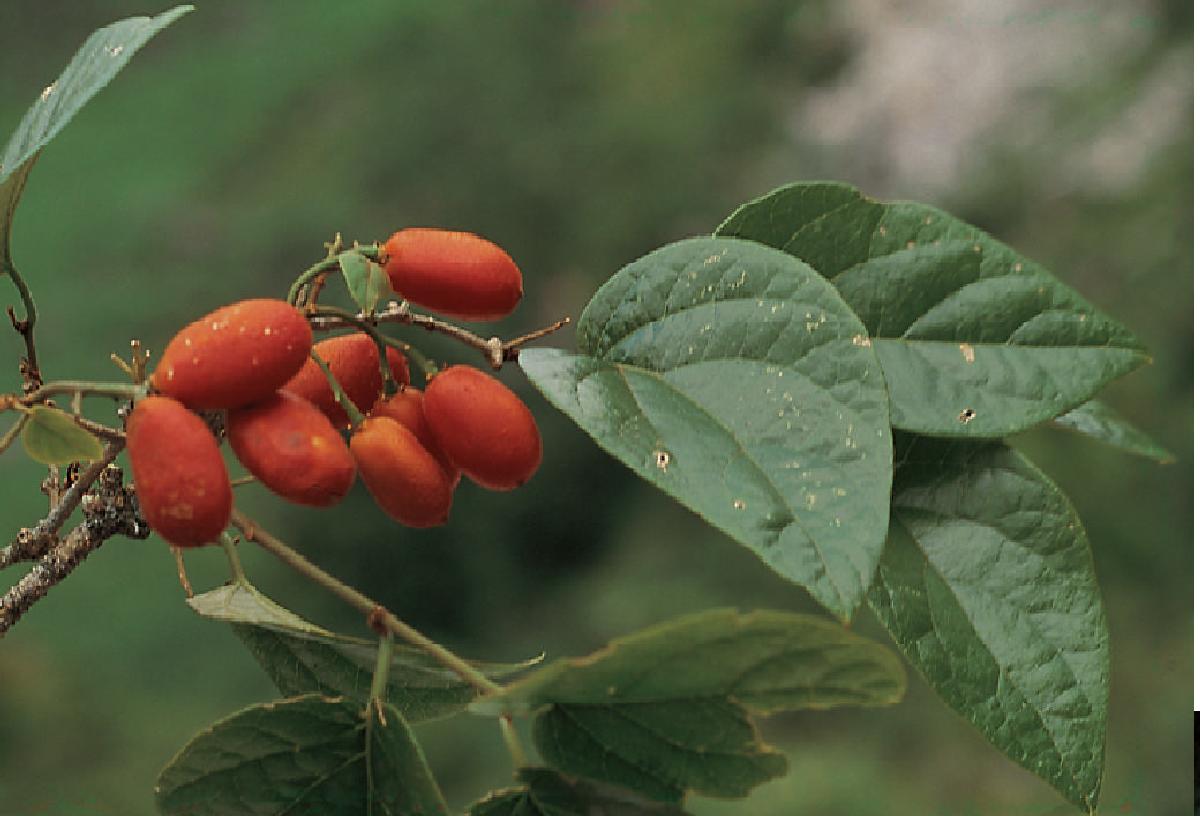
[153,299,312,409]
[350,416,453,528]
[382,228,523,321]
[283,334,410,427]
[424,365,542,491]
[228,391,356,508]
[126,396,232,547]
[370,387,459,484]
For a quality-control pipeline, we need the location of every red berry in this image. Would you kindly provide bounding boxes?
[283,334,410,428]
[424,365,541,491]
[382,228,523,321]
[153,299,312,409]
[228,391,356,508]
[126,396,232,547]
[370,387,460,485]
[350,416,453,528]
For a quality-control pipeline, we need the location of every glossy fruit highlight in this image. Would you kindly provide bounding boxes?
[382,228,523,321]
[283,333,410,427]
[126,396,232,547]
[153,299,312,409]
[350,416,453,528]
[228,391,356,508]
[424,365,541,490]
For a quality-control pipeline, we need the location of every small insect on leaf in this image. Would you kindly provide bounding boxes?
[21,405,104,464]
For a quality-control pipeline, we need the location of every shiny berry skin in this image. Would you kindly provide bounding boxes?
[228,391,356,508]
[126,396,232,547]
[283,334,410,428]
[350,416,453,528]
[382,228,523,321]
[424,365,542,491]
[153,299,312,409]
[370,387,459,484]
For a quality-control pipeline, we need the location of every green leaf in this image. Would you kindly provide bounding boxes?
[1051,399,1174,462]
[716,181,1149,437]
[339,250,390,314]
[469,768,692,815]
[520,236,892,621]
[187,581,331,634]
[474,608,905,804]
[20,405,104,464]
[0,6,192,271]
[868,435,1108,812]
[188,583,534,723]
[155,694,448,816]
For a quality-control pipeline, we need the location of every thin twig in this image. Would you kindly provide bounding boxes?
[308,303,571,370]
[0,441,123,569]
[72,415,125,443]
[230,507,502,696]
[15,380,143,406]
[0,523,103,636]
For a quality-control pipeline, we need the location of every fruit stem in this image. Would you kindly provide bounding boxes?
[220,533,248,586]
[308,351,367,428]
[376,334,439,385]
[230,507,503,697]
[308,305,400,396]
[286,256,341,307]
[0,414,29,456]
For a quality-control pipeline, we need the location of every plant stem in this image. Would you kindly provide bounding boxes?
[309,305,398,395]
[229,508,502,696]
[309,351,366,427]
[287,256,341,307]
[377,334,438,384]
[368,630,395,706]
[17,380,144,406]
[499,715,528,769]
[309,303,571,371]
[220,533,247,585]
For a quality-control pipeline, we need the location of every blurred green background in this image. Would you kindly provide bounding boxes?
[0,2,1190,814]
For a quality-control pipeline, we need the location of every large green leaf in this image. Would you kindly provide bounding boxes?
[716,182,1149,437]
[155,694,447,816]
[1051,399,1173,463]
[469,768,692,815]
[20,405,104,464]
[0,6,192,271]
[520,236,892,621]
[190,583,535,722]
[868,435,1108,812]
[474,609,905,804]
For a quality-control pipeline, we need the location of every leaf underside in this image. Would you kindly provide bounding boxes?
[716,181,1148,437]
[468,768,693,815]
[190,583,533,722]
[868,434,1108,812]
[521,235,893,620]
[20,405,104,464]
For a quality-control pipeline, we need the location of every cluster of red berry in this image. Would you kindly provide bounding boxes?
[125,229,542,548]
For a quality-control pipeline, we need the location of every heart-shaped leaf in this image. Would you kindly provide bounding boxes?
[868,435,1108,812]
[520,236,892,621]
[155,694,447,816]
[1051,399,1173,462]
[20,405,104,464]
[474,608,905,804]
[338,250,390,315]
[469,768,693,815]
[189,583,533,722]
[716,182,1149,437]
